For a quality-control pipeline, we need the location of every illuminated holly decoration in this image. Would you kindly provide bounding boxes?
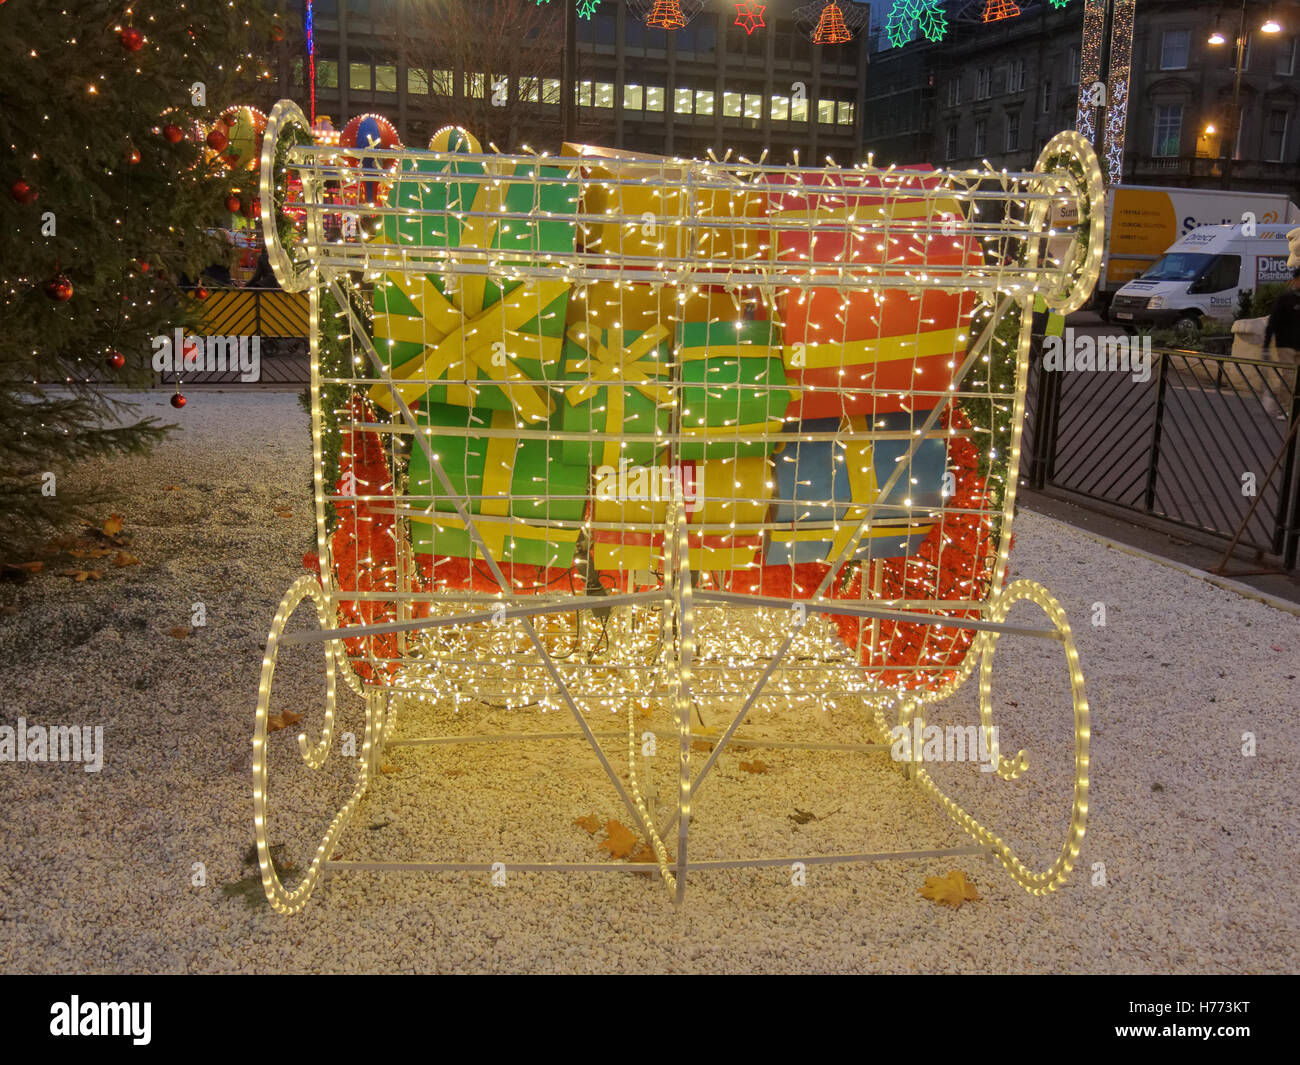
[646,1,687,29]
[734,2,766,34]
[983,0,1022,20]
[885,0,948,48]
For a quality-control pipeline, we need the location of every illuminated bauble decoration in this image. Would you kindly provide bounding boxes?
[135,259,149,273]
[107,351,126,369]
[646,0,687,29]
[224,193,242,213]
[206,128,229,151]
[118,27,144,52]
[983,0,1021,20]
[196,286,210,300]
[44,274,73,301]
[734,2,766,34]
[341,113,402,205]
[126,144,141,165]
[10,179,37,204]
[215,106,268,171]
[813,1,851,43]
[162,124,184,144]
[239,196,259,219]
[170,393,187,409]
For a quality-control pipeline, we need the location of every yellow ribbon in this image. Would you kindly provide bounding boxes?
[563,322,671,468]
[782,326,961,372]
[369,175,567,424]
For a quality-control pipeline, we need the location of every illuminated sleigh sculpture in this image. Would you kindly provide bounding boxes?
[252,99,1103,914]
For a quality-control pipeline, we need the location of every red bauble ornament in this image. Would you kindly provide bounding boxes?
[107,351,126,369]
[126,144,141,165]
[45,274,73,301]
[135,259,149,273]
[10,180,37,204]
[206,128,228,152]
[119,27,144,52]
[196,286,210,300]
[162,124,184,144]
[224,193,241,213]
[239,197,258,218]
[170,393,187,409]
[272,23,285,43]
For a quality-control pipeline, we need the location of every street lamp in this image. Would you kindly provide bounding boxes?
[1207,1,1286,187]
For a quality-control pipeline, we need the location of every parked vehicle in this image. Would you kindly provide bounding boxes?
[1053,185,1300,317]
[1108,223,1296,334]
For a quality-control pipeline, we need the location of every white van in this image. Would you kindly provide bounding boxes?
[1109,223,1295,332]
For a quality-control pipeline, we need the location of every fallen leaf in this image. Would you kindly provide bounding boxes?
[380,763,401,775]
[266,714,287,733]
[920,870,980,909]
[69,547,114,559]
[103,514,124,536]
[164,485,180,491]
[168,626,190,640]
[281,710,303,727]
[13,561,44,572]
[276,510,294,519]
[59,569,102,582]
[628,843,658,863]
[574,814,602,835]
[599,819,639,859]
[690,740,714,754]
[789,808,817,825]
[113,551,140,567]
[739,759,769,774]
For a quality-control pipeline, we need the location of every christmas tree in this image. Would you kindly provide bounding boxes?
[0,1,277,560]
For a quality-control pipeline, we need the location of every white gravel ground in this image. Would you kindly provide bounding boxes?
[0,389,1297,974]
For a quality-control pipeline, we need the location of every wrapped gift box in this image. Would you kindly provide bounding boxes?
[766,169,984,420]
[559,322,673,468]
[408,403,586,569]
[765,413,946,565]
[591,454,771,572]
[677,320,793,460]
[369,135,579,423]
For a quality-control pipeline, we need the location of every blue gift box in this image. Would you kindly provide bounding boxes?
[765,413,947,565]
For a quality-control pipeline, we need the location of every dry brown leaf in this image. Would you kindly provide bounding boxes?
[102,514,124,536]
[599,819,639,859]
[60,569,102,582]
[574,814,602,835]
[164,485,180,491]
[69,547,114,559]
[739,759,769,774]
[167,626,190,640]
[266,714,287,733]
[690,740,714,754]
[380,763,401,775]
[113,551,141,567]
[920,870,980,910]
[281,710,303,727]
[276,510,294,519]
[12,561,44,573]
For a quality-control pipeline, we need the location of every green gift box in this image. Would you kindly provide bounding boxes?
[677,320,794,461]
[559,323,674,469]
[369,143,579,424]
[408,402,587,569]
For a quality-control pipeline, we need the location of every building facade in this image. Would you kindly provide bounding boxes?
[863,0,1300,200]
[285,0,869,162]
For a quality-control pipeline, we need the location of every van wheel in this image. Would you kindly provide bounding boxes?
[1173,313,1201,344]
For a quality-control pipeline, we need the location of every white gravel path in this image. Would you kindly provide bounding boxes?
[0,389,1296,974]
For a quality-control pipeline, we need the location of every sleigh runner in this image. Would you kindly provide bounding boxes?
[252,99,1102,912]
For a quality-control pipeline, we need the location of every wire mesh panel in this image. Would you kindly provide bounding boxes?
[251,99,1104,911]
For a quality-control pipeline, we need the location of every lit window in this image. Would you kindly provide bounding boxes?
[695,89,715,115]
[596,82,614,108]
[723,91,743,118]
[467,73,485,99]
[1152,103,1182,157]
[520,77,541,103]
[407,69,428,95]
[646,86,664,112]
[791,96,808,122]
[578,80,593,107]
[675,87,694,113]
[318,61,339,90]
[350,63,372,91]
[543,78,561,104]
[745,94,763,120]
[625,84,644,111]
[818,99,835,124]
[375,65,397,93]
[837,101,854,125]
[770,95,790,121]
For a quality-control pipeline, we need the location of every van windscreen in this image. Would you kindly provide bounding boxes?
[1140,253,1214,282]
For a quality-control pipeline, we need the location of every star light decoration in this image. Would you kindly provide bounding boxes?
[885,0,949,48]
[734,2,767,35]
